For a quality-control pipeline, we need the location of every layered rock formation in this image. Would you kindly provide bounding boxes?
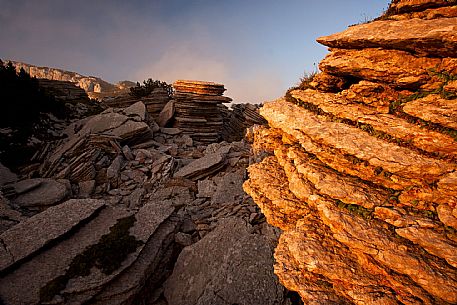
[172,80,232,144]
[244,1,457,304]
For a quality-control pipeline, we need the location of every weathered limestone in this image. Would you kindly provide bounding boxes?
[172,80,231,144]
[317,17,457,57]
[245,1,457,303]
[319,48,456,89]
[11,178,71,207]
[402,94,457,129]
[104,88,171,120]
[261,98,455,181]
[37,79,88,103]
[220,103,268,142]
[290,89,457,157]
[174,149,227,181]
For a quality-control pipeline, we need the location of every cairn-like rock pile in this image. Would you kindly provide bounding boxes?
[172,80,232,144]
[244,1,457,304]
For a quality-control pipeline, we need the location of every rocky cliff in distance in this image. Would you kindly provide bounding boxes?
[9,60,134,99]
[244,0,457,304]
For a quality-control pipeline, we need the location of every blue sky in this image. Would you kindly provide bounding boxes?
[0,0,390,103]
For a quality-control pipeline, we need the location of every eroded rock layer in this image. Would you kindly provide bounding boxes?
[244,1,457,304]
[172,80,232,144]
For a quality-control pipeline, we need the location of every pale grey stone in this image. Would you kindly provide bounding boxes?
[174,153,226,181]
[164,217,284,305]
[0,199,105,271]
[123,101,147,121]
[157,100,175,127]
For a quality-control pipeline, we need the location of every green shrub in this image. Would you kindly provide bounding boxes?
[129,78,173,98]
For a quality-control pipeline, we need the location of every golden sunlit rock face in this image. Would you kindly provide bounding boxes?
[244,0,457,304]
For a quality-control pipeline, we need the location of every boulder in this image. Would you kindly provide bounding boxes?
[157,100,175,127]
[164,217,284,305]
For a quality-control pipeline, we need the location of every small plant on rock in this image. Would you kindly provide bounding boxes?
[129,78,173,98]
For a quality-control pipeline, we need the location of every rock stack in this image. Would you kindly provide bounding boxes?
[244,1,457,304]
[172,80,232,144]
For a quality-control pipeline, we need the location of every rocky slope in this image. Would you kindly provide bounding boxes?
[244,0,457,304]
[0,75,285,305]
[9,60,133,99]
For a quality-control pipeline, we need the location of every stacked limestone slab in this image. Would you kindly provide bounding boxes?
[244,1,457,304]
[103,88,171,121]
[172,80,232,144]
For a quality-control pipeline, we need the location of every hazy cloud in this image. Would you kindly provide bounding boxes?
[0,0,390,104]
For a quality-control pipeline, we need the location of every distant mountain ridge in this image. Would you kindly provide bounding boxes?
[6,60,135,99]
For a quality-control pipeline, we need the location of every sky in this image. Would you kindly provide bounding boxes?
[0,0,390,103]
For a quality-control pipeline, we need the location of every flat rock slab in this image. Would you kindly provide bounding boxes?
[0,206,130,305]
[164,217,284,305]
[403,94,457,129]
[60,200,175,304]
[318,48,449,89]
[174,152,226,181]
[108,120,150,140]
[80,112,129,135]
[317,17,457,57]
[291,89,457,157]
[0,199,105,271]
[91,215,180,305]
[12,178,71,207]
[211,169,246,204]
